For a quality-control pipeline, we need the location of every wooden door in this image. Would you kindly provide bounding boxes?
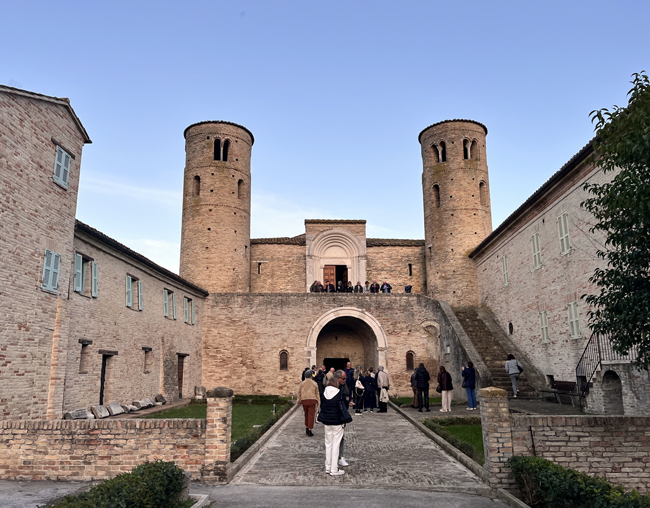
[177,356,185,398]
[323,265,336,285]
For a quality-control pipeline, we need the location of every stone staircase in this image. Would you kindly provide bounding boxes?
[452,307,537,398]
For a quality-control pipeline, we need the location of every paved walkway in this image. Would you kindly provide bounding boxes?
[232,405,496,496]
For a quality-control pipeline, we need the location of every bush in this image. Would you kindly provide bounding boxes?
[45,461,186,508]
[423,419,476,460]
[508,456,650,508]
[230,401,293,461]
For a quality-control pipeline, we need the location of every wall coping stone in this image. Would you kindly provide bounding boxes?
[479,387,508,399]
[206,387,234,398]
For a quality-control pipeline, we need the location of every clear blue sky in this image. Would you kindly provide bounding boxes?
[3,1,648,272]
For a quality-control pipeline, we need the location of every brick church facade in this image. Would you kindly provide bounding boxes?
[1,84,643,421]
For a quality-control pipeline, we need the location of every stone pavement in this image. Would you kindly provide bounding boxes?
[231,405,495,495]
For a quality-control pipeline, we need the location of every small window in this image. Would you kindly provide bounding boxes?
[257,262,262,275]
[558,213,571,255]
[433,184,441,208]
[184,297,194,325]
[79,342,91,373]
[501,255,509,286]
[126,275,143,310]
[408,263,413,277]
[74,253,98,297]
[531,233,542,269]
[237,179,244,199]
[463,139,470,159]
[406,351,415,371]
[567,301,581,339]
[53,146,71,188]
[431,144,440,164]
[439,141,447,162]
[280,350,288,371]
[193,175,200,196]
[470,140,478,160]
[539,311,550,343]
[143,348,153,373]
[41,249,61,292]
[223,139,230,162]
[214,139,221,161]
[508,322,514,335]
[163,289,176,319]
[479,181,488,206]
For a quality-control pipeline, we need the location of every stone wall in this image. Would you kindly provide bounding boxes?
[0,90,88,420]
[250,243,305,293]
[584,362,650,416]
[0,391,233,482]
[366,245,425,294]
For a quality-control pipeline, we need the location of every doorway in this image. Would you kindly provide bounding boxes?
[99,354,114,405]
[99,355,108,405]
[324,357,349,372]
[323,265,348,288]
[177,354,188,398]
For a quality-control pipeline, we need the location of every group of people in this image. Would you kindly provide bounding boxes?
[409,362,478,412]
[296,362,390,476]
[310,280,413,294]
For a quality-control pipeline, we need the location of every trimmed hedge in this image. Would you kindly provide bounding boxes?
[232,395,290,406]
[423,418,477,461]
[508,456,650,508]
[230,401,293,461]
[44,461,186,508]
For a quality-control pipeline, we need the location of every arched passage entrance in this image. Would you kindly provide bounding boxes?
[306,307,387,370]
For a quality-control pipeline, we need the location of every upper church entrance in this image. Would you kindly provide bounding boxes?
[323,265,348,287]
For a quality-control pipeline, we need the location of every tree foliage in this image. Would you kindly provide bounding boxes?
[582,71,650,368]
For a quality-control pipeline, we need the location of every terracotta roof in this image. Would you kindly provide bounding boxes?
[469,137,595,259]
[418,119,488,143]
[183,120,254,145]
[0,85,91,143]
[367,239,425,247]
[75,221,209,296]
[304,219,366,224]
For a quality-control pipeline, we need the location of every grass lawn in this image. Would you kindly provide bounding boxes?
[392,396,442,405]
[144,403,278,441]
[442,424,485,465]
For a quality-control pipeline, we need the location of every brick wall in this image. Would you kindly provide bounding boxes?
[473,159,617,382]
[0,91,87,420]
[250,243,305,293]
[366,245,425,293]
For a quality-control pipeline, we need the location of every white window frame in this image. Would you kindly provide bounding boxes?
[539,311,550,343]
[74,253,98,298]
[41,249,61,292]
[184,297,194,325]
[53,146,71,189]
[126,276,142,310]
[558,213,571,255]
[531,232,542,269]
[567,301,581,339]
[501,255,509,286]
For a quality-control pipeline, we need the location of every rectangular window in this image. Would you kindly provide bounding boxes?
[184,297,194,325]
[567,301,581,338]
[501,255,509,286]
[143,347,152,373]
[408,263,413,277]
[558,213,571,255]
[163,289,177,319]
[79,342,90,373]
[257,262,262,275]
[41,249,61,292]
[126,276,143,310]
[531,233,542,269]
[74,253,98,297]
[539,311,550,343]
[53,146,71,189]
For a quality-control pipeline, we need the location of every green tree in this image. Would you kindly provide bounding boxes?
[582,71,650,367]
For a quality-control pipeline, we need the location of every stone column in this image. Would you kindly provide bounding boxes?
[478,386,515,489]
[202,387,233,483]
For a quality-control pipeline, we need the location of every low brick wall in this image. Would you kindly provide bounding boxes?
[479,387,650,493]
[0,388,233,482]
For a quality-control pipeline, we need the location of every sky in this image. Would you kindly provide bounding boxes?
[3,0,648,273]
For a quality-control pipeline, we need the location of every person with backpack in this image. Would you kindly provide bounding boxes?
[318,370,351,476]
[438,366,453,412]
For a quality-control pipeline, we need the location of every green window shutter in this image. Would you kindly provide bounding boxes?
[126,275,132,307]
[53,146,70,189]
[172,293,177,320]
[138,281,143,311]
[91,262,98,298]
[73,253,83,292]
[42,250,53,289]
[62,151,70,185]
[51,253,61,290]
[163,289,169,317]
[184,297,189,323]
[191,300,195,325]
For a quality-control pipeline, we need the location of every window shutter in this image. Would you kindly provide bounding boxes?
[91,261,98,297]
[502,256,509,286]
[126,275,132,307]
[191,300,195,325]
[51,253,61,290]
[172,293,177,320]
[184,297,189,323]
[138,281,143,310]
[74,253,83,292]
[163,289,169,317]
[53,147,70,188]
[62,151,70,185]
[54,148,63,181]
[558,216,565,253]
[42,250,53,289]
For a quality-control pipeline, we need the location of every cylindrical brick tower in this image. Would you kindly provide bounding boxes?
[180,121,254,293]
[419,119,492,307]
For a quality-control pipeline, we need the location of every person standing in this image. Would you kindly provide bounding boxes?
[354,367,365,414]
[336,281,344,293]
[297,370,319,436]
[344,361,355,398]
[315,365,326,398]
[318,373,348,475]
[370,280,380,293]
[324,280,335,293]
[346,281,354,292]
[410,369,418,408]
[405,284,412,293]
[362,370,377,412]
[315,281,324,293]
[438,366,453,412]
[363,281,371,293]
[301,367,312,381]
[376,366,390,413]
[461,361,477,410]
[310,280,317,292]
[380,281,392,293]
[505,354,523,397]
[354,281,364,293]
[415,363,430,412]
[325,367,335,381]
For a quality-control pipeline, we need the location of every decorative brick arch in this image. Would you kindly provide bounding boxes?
[306,307,387,368]
[305,229,367,291]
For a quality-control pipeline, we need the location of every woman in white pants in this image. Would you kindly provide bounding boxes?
[317,373,347,475]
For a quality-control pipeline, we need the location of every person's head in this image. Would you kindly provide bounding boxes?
[330,367,335,373]
[346,361,351,369]
[364,370,370,377]
[321,365,326,372]
[467,361,474,368]
[357,281,361,285]
[365,281,369,285]
[378,365,384,372]
[369,367,373,373]
[348,281,352,285]
[439,365,446,373]
[419,363,425,369]
[304,370,313,378]
[507,354,515,361]
[334,369,346,386]
[373,280,377,283]
[325,279,329,284]
[326,375,340,388]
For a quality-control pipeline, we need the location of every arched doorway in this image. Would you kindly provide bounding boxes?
[602,370,624,415]
[306,307,387,370]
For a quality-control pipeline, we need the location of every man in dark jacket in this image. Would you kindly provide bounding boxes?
[344,361,355,401]
[380,281,392,293]
[315,365,326,397]
[415,363,431,412]
[370,280,380,293]
[324,280,336,293]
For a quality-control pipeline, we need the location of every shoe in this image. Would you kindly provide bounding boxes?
[513,394,517,398]
[330,470,345,476]
[306,428,309,436]
[418,409,423,412]
[466,407,471,410]
[425,409,430,412]
[370,410,373,412]
[338,458,348,467]
[325,470,330,474]
[307,429,314,437]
